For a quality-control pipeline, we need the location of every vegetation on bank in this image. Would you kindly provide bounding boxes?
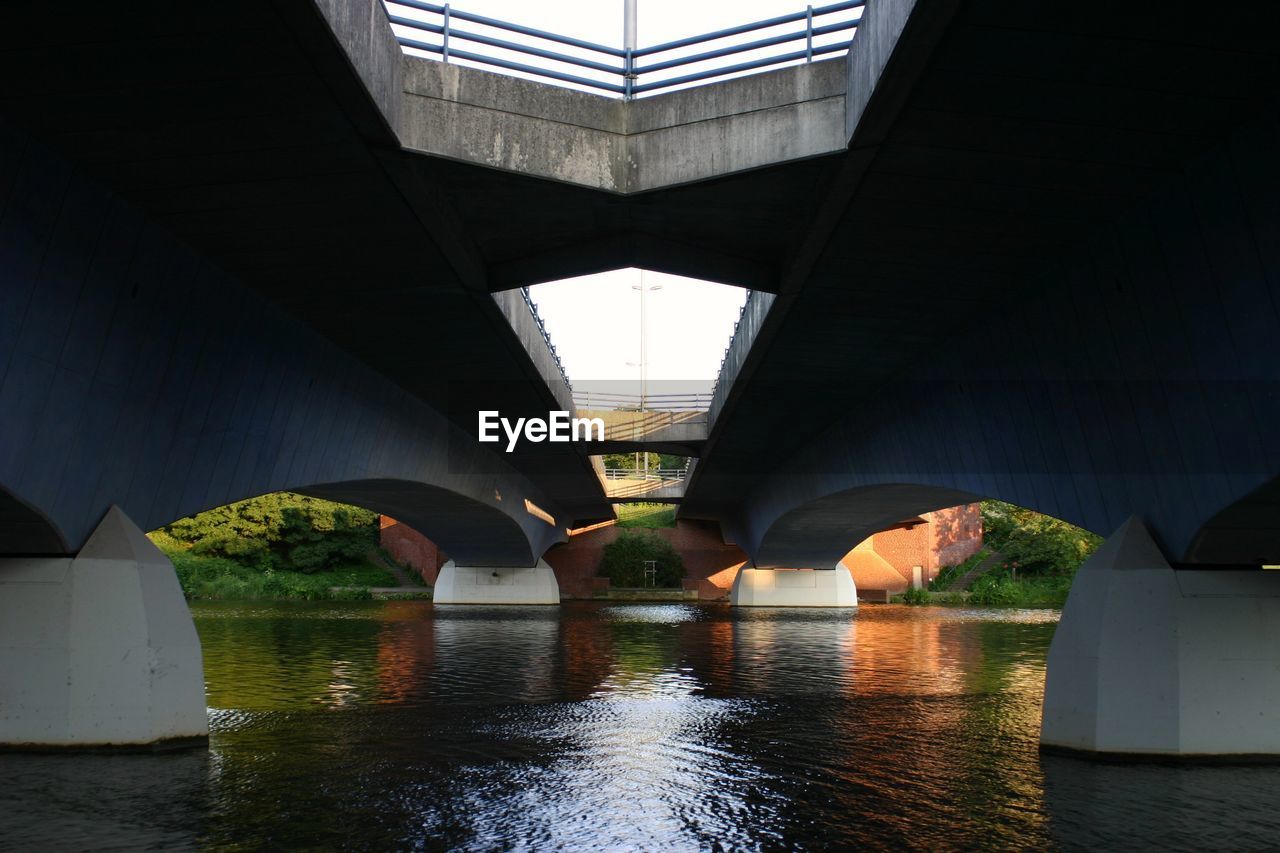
[599,529,685,587]
[927,547,992,592]
[149,493,396,600]
[899,501,1102,608]
[615,502,677,528]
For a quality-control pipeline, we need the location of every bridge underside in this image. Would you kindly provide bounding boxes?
[2,0,1280,755]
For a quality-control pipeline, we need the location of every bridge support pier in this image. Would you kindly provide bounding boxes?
[0,507,207,749]
[730,567,857,607]
[1042,517,1280,758]
[433,559,560,604]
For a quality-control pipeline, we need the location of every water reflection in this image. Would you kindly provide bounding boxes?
[1,602,1278,849]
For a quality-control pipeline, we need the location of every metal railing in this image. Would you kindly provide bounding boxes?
[711,289,757,401]
[573,391,712,412]
[604,466,688,483]
[385,1,862,98]
[520,287,572,391]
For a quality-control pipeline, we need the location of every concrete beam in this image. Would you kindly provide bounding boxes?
[397,58,848,193]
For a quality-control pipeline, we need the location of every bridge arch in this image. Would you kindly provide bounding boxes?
[0,482,68,555]
[292,479,546,567]
[747,483,987,568]
[1185,475,1280,565]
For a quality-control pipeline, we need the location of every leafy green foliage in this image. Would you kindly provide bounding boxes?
[980,501,1102,576]
[967,574,1073,607]
[615,503,676,528]
[928,547,990,591]
[162,492,379,574]
[901,586,931,605]
[599,530,685,588]
[151,530,392,601]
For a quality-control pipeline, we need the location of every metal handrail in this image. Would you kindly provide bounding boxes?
[521,287,573,392]
[573,391,713,412]
[384,1,862,99]
[603,466,688,482]
[710,290,756,403]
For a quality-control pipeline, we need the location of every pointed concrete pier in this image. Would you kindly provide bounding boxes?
[433,559,560,604]
[1042,517,1280,758]
[0,507,207,749]
[730,567,858,607]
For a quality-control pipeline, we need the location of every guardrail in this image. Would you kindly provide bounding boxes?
[711,289,757,400]
[604,467,688,483]
[520,287,572,392]
[385,1,862,98]
[573,391,712,412]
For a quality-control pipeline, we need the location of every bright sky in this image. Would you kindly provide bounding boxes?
[528,269,747,395]
[386,1,852,392]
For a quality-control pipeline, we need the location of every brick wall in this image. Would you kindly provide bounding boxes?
[380,516,447,584]
[840,503,983,593]
[544,519,748,600]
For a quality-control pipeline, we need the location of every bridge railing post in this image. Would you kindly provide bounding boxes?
[443,3,451,62]
[806,5,813,61]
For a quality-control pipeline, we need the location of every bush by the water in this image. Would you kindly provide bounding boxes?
[162,492,379,574]
[599,530,685,588]
[967,574,1073,607]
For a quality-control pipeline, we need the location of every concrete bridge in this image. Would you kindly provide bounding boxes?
[2,0,1280,757]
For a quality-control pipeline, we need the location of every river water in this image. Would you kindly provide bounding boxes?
[2,601,1279,850]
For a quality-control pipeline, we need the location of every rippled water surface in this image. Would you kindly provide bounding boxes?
[3,602,1280,850]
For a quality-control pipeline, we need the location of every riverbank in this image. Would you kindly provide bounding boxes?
[151,535,408,601]
[895,574,1073,607]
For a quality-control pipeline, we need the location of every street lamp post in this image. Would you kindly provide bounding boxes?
[623,0,637,99]
[632,271,662,478]
[624,0,637,52]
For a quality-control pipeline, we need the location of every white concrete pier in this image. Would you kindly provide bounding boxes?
[0,507,207,749]
[730,567,858,607]
[1042,517,1280,758]
[433,559,560,604]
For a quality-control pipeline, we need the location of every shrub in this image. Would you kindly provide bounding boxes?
[901,586,931,605]
[598,530,685,588]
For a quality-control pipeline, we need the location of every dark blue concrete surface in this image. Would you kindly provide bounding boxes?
[0,126,565,565]
[734,113,1280,567]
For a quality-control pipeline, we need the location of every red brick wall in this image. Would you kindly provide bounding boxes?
[379,516,447,585]
[841,503,983,592]
[543,519,747,600]
[931,503,983,568]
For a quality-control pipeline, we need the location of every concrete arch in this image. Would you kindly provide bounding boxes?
[1185,475,1280,565]
[295,479,545,567]
[0,482,68,555]
[747,483,984,568]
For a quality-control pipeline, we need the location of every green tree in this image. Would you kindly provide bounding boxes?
[164,492,379,574]
[980,500,1102,576]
